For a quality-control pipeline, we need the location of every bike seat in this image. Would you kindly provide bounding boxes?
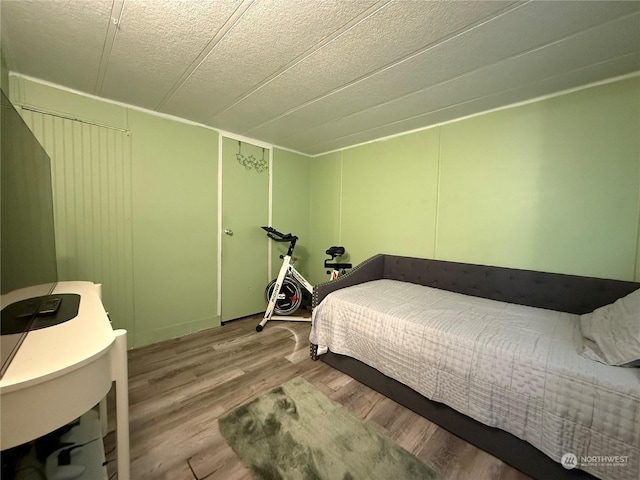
[325,246,345,258]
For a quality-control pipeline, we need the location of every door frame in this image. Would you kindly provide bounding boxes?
[217,130,274,319]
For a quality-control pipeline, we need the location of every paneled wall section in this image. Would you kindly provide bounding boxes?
[22,110,135,336]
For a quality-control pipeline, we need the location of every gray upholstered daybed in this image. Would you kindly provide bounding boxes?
[309,254,640,480]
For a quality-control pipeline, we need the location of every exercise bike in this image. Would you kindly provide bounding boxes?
[257,226,351,332]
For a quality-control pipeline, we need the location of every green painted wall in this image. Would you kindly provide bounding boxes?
[271,148,311,279]
[6,71,638,350]
[1,49,9,94]
[308,151,342,284]
[129,111,218,345]
[9,75,126,129]
[309,76,640,283]
[437,79,639,279]
[9,76,219,347]
[341,129,440,266]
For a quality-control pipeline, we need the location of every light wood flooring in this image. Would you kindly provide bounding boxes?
[106,314,531,480]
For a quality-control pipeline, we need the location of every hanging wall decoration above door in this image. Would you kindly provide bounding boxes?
[236,141,268,173]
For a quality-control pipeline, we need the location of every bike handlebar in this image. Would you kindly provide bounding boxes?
[261,226,298,243]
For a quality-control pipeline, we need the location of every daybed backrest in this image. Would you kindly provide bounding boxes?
[313,254,385,308]
[383,255,640,314]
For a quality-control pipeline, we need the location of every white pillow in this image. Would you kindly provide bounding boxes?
[579,288,640,367]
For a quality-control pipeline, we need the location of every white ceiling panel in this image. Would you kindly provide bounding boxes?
[1,0,112,93]
[1,0,638,156]
[161,0,381,122]
[212,0,518,132]
[278,12,640,151]
[246,1,640,141]
[100,0,243,109]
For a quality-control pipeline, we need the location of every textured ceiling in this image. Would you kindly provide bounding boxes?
[1,0,639,156]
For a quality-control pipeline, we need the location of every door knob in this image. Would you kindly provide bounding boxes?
[224,229,233,236]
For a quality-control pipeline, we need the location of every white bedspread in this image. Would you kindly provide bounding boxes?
[310,279,640,480]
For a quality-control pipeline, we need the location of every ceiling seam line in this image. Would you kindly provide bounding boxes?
[305,67,640,155]
[94,0,117,93]
[154,0,255,111]
[95,0,126,95]
[202,0,393,123]
[278,12,640,145]
[239,0,533,136]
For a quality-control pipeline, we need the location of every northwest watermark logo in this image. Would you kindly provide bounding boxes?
[561,453,578,469]
[562,452,630,469]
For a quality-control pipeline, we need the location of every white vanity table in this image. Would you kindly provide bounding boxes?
[0,281,130,480]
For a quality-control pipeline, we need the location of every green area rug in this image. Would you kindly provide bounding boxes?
[218,377,441,480]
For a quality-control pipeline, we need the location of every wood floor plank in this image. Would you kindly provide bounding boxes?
[111,314,531,480]
[187,423,251,480]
